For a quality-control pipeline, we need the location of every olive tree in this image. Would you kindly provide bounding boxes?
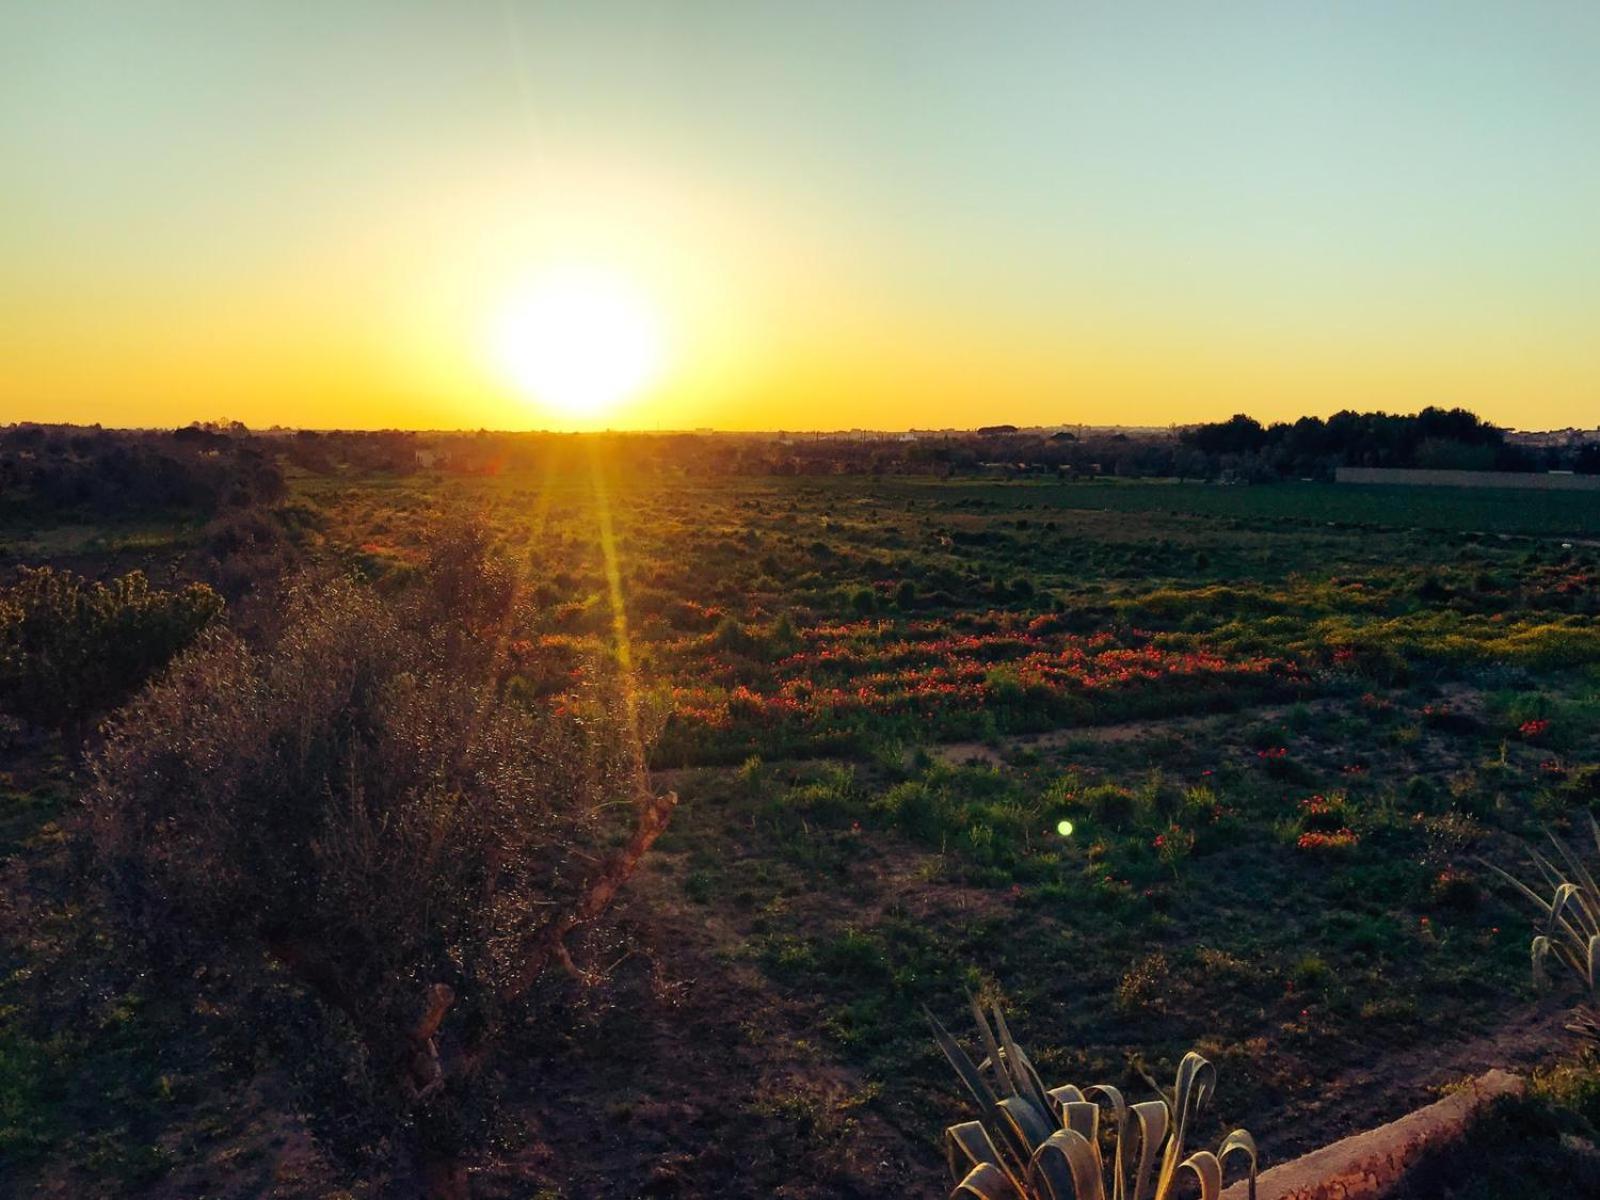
[86,536,673,1196]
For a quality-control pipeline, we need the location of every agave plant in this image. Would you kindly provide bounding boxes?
[930,999,1256,1200]
[1485,815,1600,1043]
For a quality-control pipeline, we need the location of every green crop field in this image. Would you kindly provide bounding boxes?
[873,477,1600,538]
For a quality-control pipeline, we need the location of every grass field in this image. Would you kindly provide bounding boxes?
[6,469,1600,1196]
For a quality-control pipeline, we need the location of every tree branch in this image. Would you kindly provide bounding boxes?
[500,788,677,1004]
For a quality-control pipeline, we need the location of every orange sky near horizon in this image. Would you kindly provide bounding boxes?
[3,4,1598,433]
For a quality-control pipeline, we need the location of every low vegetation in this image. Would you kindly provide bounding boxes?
[5,424,1600,1195]
[0,566,222,751]
[85,531,674,1197]
[1488,818,1600,1044]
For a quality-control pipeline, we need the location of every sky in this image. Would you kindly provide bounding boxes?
[2,1,1597,432]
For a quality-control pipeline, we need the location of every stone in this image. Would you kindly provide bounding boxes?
[1220,1069,1525,1200]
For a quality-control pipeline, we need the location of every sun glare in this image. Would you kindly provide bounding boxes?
[491,267,665,422]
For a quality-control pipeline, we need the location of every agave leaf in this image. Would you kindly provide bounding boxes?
[1528,844,1567,891]
[1128,1099,1170,1200]
[1028,1129,1106,1200]
[1155,1053,1215,1199]
[1531,846,1600,941]
[1527,852,1592,939]
[1545,831,1600,914]
[1174,1150,1224,1200]
[971,993,1017,1098]
[1549,880,1600,944]
[998,1094,1058,1158]
[1547,882,1585,943]
[929,1005,1001,1116]
[1540,888,1597,971]
[1482,857,1557,918]
[1086,1085,1131,1200]
[1048,1083,1087,1114]
[1061,1099,1100,1145]
[1547,880,1581,922]
[1217,1128,1258,1200]
[1571,891,1600,941]
[1061,1102,1105,1198]
[947,1121,1008,1181]
[993,1002,1052,1113]
[953,1161,1026,1200]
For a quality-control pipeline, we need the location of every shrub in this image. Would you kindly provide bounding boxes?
[785,763,857,823]
[86,557,674,1194]
[768,611,802,655]
[1487,818,1600,1045]
[0,567,222,751]
[983,667,1026,706]
[1297,793,1353,834]
[873,780,953,843]
[1078,783,1137,828]
[1179,785,1226,826]
[711,615,760,654]
[1152,824,1196,875]
[199,506,308,601]
[1291,954,1331,990]
[1116,952,1171,1015]
[419,514,517,636]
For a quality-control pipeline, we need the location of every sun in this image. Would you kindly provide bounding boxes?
[490,266,665,421]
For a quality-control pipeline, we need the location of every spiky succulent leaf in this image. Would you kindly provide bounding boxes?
[1492,829,1600,1042]
[954,1161,1024,1199]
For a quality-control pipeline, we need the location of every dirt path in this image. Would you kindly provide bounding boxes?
[934,680,1490,768]
[474,844,940,1199]
[933,697,1341,767]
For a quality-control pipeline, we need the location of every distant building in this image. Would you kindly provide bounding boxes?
[1509,428,1600,448]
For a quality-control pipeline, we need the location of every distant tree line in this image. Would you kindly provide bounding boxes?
[375,407,1595,482]
[0,423,285,518]
[1175,406,1581,479]
[276,427,425,475]
[8,409,1597,497]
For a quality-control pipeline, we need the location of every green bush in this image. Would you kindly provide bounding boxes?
[1079,783,1137,828]
[0,567,222,749]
